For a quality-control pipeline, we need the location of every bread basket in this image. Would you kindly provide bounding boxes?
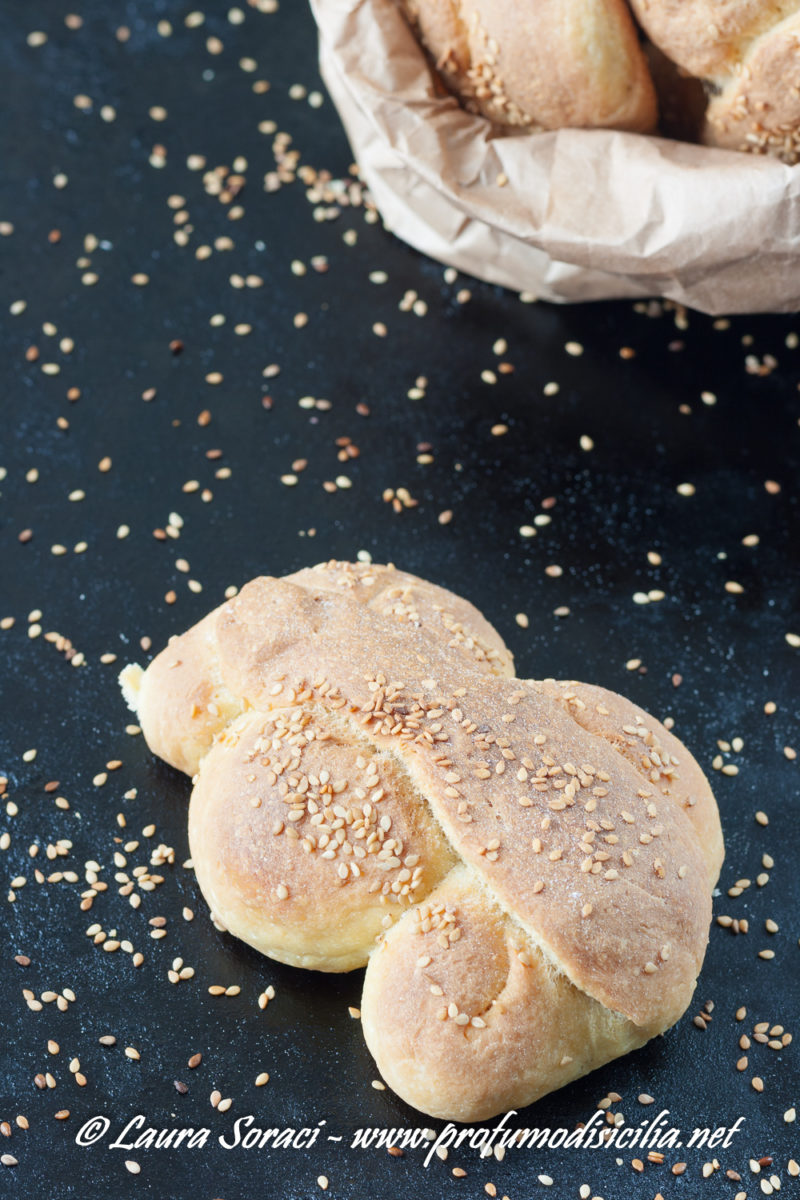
[311,0,800,313]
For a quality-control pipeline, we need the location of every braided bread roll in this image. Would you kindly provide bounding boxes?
[121,562,723,1121]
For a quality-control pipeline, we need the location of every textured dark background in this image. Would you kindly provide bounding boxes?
[1,2,798,1198]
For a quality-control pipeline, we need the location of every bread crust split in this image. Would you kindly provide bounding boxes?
[120,560,723,1121]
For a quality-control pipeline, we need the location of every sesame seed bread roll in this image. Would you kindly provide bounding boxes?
[121,563,723,1120]
[630,0,800,161]
[703,10,800,160]
[629,0,800,78]
[400,0,658,132]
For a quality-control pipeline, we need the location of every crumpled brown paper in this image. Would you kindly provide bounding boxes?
[311,0,800,314]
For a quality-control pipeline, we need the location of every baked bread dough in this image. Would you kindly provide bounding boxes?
[121,561,723,1120]
[403,0,800,162]
[400,0,658,132]
[630,0,800,160]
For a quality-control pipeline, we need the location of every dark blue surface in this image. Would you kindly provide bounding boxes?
[1,3,799,1197]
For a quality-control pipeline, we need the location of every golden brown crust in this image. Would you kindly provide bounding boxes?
[121,561,514,777]
[703,12,800,161]
[401,0,658,132]
[122,563,723,1120]
[361,866,650,1121]
[400,0,800,161]
[630,0,800,78]
[631,0,800,162]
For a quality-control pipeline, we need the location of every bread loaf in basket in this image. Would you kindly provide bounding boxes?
[402,0,800,162]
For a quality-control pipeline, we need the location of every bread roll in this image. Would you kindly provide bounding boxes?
[121,561,723,1120]
[400,0,658,132]
[630,0,800,160]
[399,0,800,161]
